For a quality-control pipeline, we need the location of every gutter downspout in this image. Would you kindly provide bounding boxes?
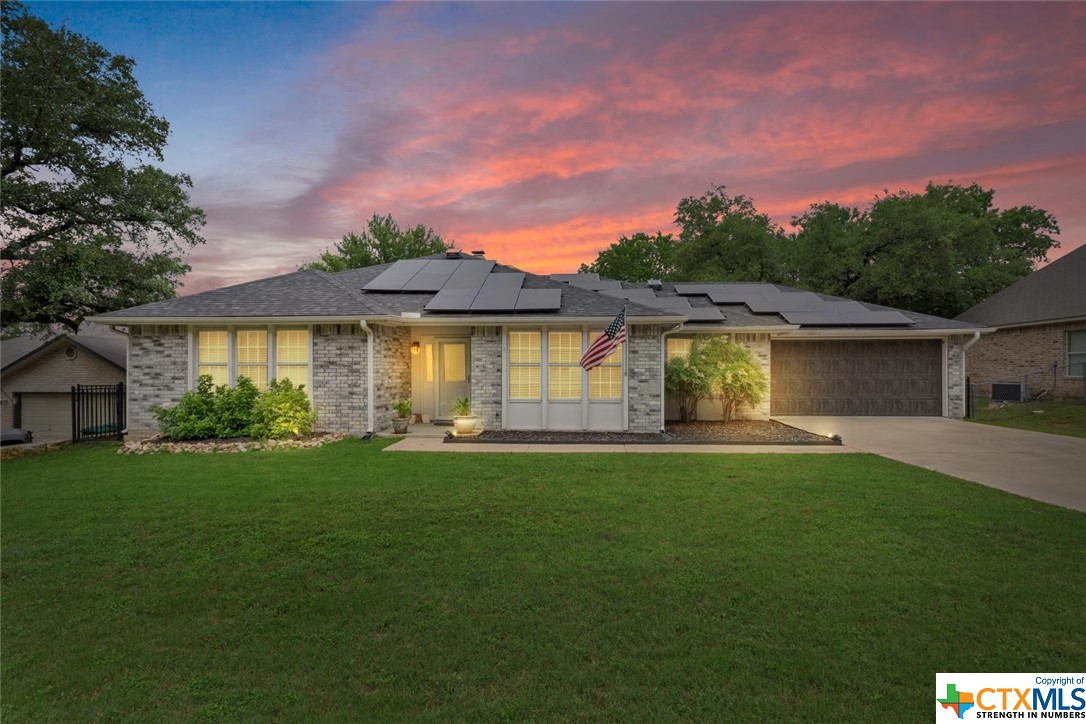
[110,325,130,435]
[659,323,685,431]
[962,330,981,352]
[360,320,375,436]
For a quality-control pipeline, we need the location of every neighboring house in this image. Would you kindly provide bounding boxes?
[1,327,127,442]
[89,251,983,438]
[957,245,1086,398]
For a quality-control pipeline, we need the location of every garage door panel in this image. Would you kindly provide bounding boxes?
[771,340,942,416]
[21,393,72,442]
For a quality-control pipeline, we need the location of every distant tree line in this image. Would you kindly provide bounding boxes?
[580,183,1059,318]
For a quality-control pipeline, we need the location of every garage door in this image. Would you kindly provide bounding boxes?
[771,340,942,416]
[20,393,72,442]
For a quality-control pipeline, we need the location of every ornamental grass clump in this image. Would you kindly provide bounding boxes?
[153,375,316,440]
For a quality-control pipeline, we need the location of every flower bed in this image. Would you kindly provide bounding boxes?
[118,433,346,455]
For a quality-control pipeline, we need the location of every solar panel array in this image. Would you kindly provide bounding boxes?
[363,259,562,313]
[672,283,914,326]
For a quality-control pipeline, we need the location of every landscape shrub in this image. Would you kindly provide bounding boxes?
[250,379,317,440]
[664,337,769,422]
[153,375,316,440]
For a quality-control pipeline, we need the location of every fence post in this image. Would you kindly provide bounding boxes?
[72,385,78,443]
[116,383,125,440]
[965,376,972,419]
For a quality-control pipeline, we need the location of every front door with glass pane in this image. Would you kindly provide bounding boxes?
[436,339,469,422]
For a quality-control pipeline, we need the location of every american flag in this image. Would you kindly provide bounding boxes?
[580,308,627,371]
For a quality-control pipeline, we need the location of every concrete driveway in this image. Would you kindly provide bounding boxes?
[775,416,1086,513]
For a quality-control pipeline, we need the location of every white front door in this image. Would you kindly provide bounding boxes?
[435,339,469,421]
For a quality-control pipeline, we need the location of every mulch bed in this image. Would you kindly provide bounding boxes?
[445,420,836,445]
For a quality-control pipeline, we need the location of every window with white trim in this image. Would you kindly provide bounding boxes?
[237,329,269,390]
[666,337,692,361]
[588,330,623,400]
[1069,330,1086,378]
[197,330,229,387]
[548,331,582,400]
[508,331,541,400]
[276,329,309,387]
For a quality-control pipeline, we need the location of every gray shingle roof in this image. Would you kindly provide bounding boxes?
[1,329,126,371]
[623,281,980,330]
[956,245,1086,327]
[94,270,379,319]
[88,253,979,331]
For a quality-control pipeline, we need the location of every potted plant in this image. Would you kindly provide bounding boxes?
[391,398,412,434]
[451,397,477,435]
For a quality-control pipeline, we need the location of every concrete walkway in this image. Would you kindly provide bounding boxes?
[775,416,1086,513]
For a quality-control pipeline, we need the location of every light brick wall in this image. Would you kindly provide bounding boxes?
[311,324,368,435]
[627,324,663,432]
[470,326,502,431]
[947,336,967,418]
[372,325,411,433]
[966,321,1086,399]
[730,333,772,420]
[128,325,188,438]
[2,340,126,428]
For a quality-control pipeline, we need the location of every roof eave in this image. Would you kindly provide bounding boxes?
[973,314,1086,330]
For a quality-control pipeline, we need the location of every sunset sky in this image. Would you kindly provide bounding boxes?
[28,1,1086,295]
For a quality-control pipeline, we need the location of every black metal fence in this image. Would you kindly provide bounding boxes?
[72,383,126,442]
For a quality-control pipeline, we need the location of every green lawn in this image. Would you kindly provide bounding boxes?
[3,441,1084,721]
[969,397,1086,438]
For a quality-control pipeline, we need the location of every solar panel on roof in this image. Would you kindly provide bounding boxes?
[817,300,869,313]
[745,298,814,313]
[600,289,658,303]
[424,287,479,311]
[443,259,495,290]
[399,260,462,292]
[673,284,728,296]
[708,290,766,305]
[645,296,692,310]
[469,273,525,311]
[840,311,914,325]
[568,278,622,292]
[779,311,847,325]
[550,273,598,283]
[363,259,430,291]
[514,289,562,311]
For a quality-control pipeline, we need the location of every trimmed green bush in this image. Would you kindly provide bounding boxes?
[664,336,769,423]
[251,379,317,440]
[153,375,316,440]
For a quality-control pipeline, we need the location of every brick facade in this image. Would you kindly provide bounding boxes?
[127,325,189,438]
[730,333,772,420]
[470,326,502,431]
[627,325,664,432]
[311,324,368,435]
[966,321,1086,399]
[947,336,967,418]
[372,325,411,433]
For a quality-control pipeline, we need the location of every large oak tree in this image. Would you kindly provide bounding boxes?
[1,0,205,334]
[301,213,451,273]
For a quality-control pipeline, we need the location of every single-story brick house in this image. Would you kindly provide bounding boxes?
[956,245,1086,398]
[89,251,985,438]
[0,328,127,442]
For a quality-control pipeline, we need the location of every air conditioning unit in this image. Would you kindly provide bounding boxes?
[991,382,1027,403]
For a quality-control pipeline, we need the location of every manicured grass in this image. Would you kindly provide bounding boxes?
[3,441,1084,721]
[969,397,1086,438]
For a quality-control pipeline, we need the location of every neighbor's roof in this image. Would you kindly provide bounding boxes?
[956,245,1086,327]
[1,327,126,372]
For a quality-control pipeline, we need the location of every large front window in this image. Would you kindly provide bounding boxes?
[508,331,541,399]
[196,328,310,391]
[548,331,582,400]
[1069,330,1086,378]
[197,330,229,386]
[588,330,623,400]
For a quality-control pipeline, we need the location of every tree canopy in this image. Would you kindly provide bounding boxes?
[1,0,205,334]
[578,232,675,281]
[578,182,1059,318]
[301,213,452,273]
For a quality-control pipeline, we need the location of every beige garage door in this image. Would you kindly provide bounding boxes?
[21,393,72,442]
[771,340,942,416]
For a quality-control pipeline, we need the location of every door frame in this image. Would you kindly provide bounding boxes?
[434,336,470,422]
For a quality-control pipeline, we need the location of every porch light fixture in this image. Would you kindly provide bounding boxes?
[411,341,421,355]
